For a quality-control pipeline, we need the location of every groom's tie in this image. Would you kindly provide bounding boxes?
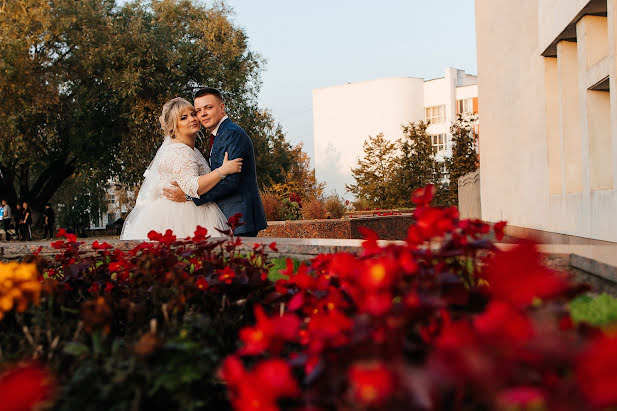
[209,133,216,165]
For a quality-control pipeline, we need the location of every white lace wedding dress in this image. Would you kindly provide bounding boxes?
[120,140,227,240]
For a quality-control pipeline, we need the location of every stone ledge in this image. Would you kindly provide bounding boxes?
[0,237,405,261]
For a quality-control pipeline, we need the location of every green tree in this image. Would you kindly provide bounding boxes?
[0,0,294,219]
[444,114,479,205]
[394,121,443,206]
[346,133,398,207]
[0,0,120,217]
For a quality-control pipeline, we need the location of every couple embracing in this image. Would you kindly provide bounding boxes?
[121,88,267,240]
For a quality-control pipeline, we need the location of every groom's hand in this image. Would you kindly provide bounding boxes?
[162,181,188,202]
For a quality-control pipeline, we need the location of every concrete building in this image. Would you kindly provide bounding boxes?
[476,0,617,242]
[312,68,478,197]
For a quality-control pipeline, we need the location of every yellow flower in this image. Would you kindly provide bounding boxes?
[0,262,41,319]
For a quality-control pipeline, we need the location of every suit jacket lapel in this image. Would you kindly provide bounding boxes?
[209,118,231,165]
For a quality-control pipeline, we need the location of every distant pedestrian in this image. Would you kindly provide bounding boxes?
[21,202,32,241]
[43,203,55,240]
[1,199,12,241]
[14,204,23,241]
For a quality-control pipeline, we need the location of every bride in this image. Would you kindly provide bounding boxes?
[120,97,242,240]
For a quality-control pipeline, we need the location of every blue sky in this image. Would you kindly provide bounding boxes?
[225,0,478,166]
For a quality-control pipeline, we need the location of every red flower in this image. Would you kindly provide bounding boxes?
[92,240,113,250]
[147,230,162,241]
[104,282,114,294]
[218,266,236,284]
[361,292,392,316]
[219,355,246,385]
[268,242,278,252]
[55,228,67,238]
[494,221,507,241]
[359,259,396,290]
[473,301,534,345]
[50,240,65,249]
[239,306,301,355]
[253,359,299,398]
[88,282,100,294]
[576,335,617,409]
[358,227,380,254]
[497,386,545,408]
[227,213,245,232]
[195,277,208,290]
[192,225,209,242]
[160,229,176,244]
[482,240,570,307]
[411,184,436,206]
[225,358,299,411]
[348,362,395,406]
[0,362,55,411]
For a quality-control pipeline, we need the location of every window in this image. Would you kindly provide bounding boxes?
[431,134,447,153]
[457,98,474,114]
[425,105,445,124]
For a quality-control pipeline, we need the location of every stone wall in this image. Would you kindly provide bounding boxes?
[258,215,414,240]
[458,169,481,219]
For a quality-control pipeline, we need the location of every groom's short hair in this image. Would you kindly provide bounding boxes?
[194,87,223,102]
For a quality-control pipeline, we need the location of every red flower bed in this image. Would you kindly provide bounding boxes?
[221,185,617,411]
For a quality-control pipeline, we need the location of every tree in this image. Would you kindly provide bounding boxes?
[394,122,443,206]
[268,142,325,201]
[0,0,277,218]
[0,0,120,217]
[346,133,398,207]
[444,114,479,205]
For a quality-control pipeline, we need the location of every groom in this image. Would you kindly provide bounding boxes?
[163,87,267,237]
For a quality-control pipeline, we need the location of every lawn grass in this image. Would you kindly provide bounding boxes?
[268,257,302,282]
[568,293,617,328]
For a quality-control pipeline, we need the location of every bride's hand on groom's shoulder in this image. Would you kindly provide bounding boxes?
[163,181,188,202]
[220,152,243,176]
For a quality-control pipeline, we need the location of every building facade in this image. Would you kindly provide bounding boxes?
[476,0,617,242]
[312,68,478,198]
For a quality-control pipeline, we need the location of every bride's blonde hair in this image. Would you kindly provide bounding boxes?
[159,97,194,138]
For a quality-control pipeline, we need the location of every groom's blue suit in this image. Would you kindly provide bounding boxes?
[192,118,267,235]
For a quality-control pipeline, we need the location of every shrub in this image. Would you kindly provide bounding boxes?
[261,191,283,221]
[221,185,617,411]
[323,194,347,218]
[569,293,617,328]
[300,198,326,220]
[0,221,279,410]
[352,197,371,211]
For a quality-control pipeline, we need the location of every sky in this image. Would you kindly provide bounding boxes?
[117,0,478,182]
[223,0,478,169]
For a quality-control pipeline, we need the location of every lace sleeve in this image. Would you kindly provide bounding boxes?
[162,144,201,198]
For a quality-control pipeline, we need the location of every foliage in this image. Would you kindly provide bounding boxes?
[280,194,302,221]
[301,198,327,220]
[261,191,284,221]
[0,0,309,216]
[348,116,480,208]
[569,293,617,328]
[0,0,121,214]
[268,257,302,282]
[5,186,617,410]
[269,143,325,202]
[221,185,617,411]
[346,133,398,208]
[52,168,108,236]
[323,194,347,219]
[394,121,445,206]
[0,217,280,410]
[444,114,479,205]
